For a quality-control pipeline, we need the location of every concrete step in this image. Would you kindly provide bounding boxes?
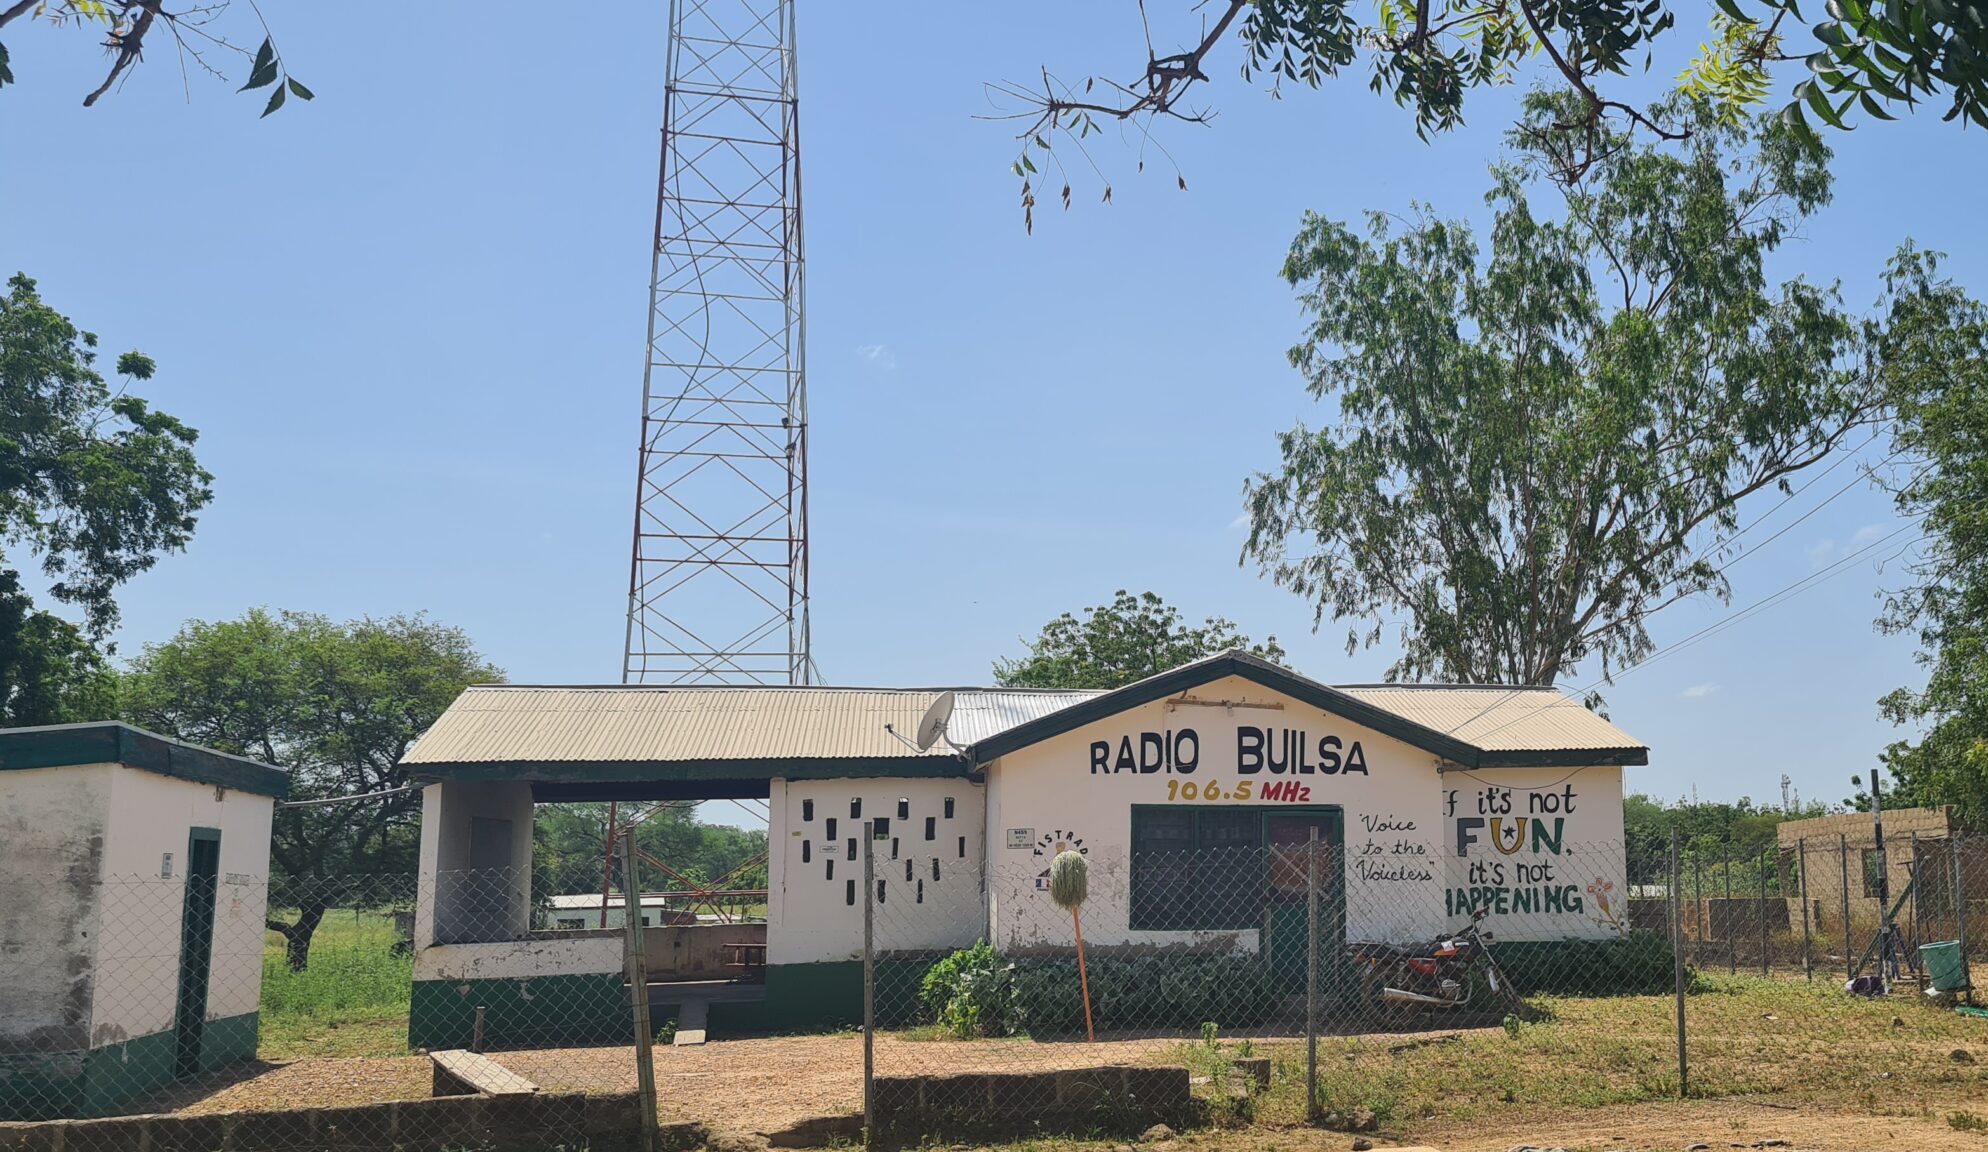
[673,997,708,1046]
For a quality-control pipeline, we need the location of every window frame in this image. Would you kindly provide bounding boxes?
[1127,804,1341,932]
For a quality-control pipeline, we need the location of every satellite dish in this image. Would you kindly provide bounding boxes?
[915,691,956,752]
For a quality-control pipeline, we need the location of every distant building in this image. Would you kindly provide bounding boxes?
[1775,807,1984,943]
[543,892,693,930]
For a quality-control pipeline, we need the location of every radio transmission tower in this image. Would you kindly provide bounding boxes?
[624,0,812,685]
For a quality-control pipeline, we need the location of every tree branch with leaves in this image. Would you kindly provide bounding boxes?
[1242,95,1917,702]
[990,0,1988,224]
[0,0,309,114]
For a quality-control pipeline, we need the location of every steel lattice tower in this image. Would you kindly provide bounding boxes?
[624,0,811,685]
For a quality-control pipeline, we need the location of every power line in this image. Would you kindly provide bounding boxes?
[1461,519,1924,748]
[1434,429,1899,741]
[276,784,420,810]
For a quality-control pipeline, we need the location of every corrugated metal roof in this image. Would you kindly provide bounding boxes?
[404,686,961,765]
[405,678,1640,771]
[1334,685,1640,752]
[948,690,1102,745]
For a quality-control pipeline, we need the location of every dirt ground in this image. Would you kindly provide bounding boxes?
[142,1033,1988,1149]
[146,1032,1192,1138]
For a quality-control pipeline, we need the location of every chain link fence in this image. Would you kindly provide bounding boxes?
[3,829,1983,1149]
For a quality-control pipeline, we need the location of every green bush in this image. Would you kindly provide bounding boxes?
[1493,931,1677,995]
[918,940,1020,1037]
[921,944,1274,1036]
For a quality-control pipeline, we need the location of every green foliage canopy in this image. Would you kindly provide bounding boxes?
[121,608,501,968]
[0,272,210,724]
[534,802,769,900]
[1242,96,1901,695]
[998,0,1988,219]
[1873,251,1988,824]
[994,590,1285,690]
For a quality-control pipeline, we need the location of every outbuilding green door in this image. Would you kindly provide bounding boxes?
[174,829,222,1078]
[1265,811,1348,997]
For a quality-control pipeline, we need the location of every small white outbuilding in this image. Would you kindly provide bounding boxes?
[0,722,287,1119]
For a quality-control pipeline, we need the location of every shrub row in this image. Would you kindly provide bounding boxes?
[914,931,1679,1034]
[1494,931,1677,995]
[919,942,1276,1036]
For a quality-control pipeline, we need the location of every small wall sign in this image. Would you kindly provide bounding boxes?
[1005,827,1034,850]
[160,852,174,879]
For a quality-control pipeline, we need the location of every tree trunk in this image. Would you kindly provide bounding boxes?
[270,898,329,972]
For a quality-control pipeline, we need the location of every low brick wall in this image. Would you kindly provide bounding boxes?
[0,1091,703,1152]
[873,1064,1192,1136]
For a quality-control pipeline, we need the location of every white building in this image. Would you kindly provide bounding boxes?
[544,892,695,930]
[0,722,286,1119]
[401,651,1643,1045]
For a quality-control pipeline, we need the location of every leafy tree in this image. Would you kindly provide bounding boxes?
[995,590,1285,690]
[1241,95,1907,699]
[0,272,210,722]
[0,2,308,114]
[996,0,1988,220]
[535,803,769,917]
[1870,250,1988,824]
[121,609,502,969]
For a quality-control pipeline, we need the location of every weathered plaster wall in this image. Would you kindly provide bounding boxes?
[767,778,985,964]
[415,782,535,948]
[412,933,623,982]
[642,923,766,981]
[89,767,276,1045]
[0,764,111,1056]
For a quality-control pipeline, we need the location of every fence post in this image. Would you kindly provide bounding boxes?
[862,819,876,1147]
[1722,843,1735,976]
[1670,829,1688,1098]
[620,827,660,1152]
[1909,831,1922,949]
[1694,854,1706,966]
[1955,829,1971,982]
[1759,846,1770,977]
[1840,833,1853,981]
[1305,825,1320,1123]
[1798,837,1812,983]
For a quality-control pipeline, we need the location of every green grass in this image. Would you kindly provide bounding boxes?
[1144,974,1988,1136]
[258,909,414,1059]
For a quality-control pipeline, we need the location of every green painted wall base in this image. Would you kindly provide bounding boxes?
[407,961,934,1049]
[409,972,630,1051]
[0,1011,259,1121]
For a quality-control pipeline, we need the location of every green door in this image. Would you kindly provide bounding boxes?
[1265,811,1349,998]
[174,829,222,1078]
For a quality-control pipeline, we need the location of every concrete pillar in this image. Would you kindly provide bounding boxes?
[414,781,535,948]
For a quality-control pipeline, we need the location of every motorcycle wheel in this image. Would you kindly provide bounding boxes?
[1481,956,1527,1017]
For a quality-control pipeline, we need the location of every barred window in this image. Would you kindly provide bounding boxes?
[1129,806,1266,931]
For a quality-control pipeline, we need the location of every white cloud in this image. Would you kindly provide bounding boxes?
[855,343,896,370]
[1807,522,1889,567]
[1228,512,1249,530]
[1679,682,1719,699]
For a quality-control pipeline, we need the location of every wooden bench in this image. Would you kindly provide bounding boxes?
[430,1049,540,1097]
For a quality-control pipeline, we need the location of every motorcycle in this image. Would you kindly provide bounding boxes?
[1349,906,1525,1025]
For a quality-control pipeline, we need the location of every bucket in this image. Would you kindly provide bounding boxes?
[1920,940,1970,993]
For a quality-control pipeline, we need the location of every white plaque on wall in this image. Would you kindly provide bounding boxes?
[1005,828,1034,850]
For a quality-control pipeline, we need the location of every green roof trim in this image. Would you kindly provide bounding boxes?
[408,755,978,785]
[0,722,290,799]
[963,650,1648,770]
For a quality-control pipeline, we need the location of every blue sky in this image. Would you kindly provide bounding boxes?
[3,2,1982,817]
